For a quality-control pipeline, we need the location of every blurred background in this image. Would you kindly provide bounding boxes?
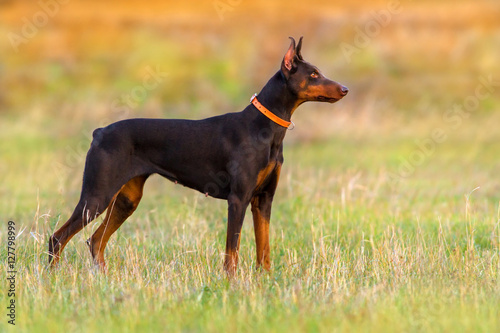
[1,0,500,221]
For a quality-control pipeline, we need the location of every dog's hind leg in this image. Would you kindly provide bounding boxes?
[86,175,148,271]
[48,194,109,267]
[48,142,136,267]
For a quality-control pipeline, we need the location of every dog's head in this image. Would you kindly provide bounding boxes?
[281,37,348,104]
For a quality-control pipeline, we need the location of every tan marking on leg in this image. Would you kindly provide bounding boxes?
[88,176,147,271]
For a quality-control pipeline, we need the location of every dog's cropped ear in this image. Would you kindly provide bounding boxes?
[281,37,297,78]
[296,36,303,60]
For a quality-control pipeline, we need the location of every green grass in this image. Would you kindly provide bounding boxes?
[1,129,499,332]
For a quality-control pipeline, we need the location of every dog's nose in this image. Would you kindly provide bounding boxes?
[340,86,349,96]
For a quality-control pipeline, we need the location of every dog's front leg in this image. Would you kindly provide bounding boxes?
[250,163,281,271]
[224,193,250,276]
[250,194,272,271]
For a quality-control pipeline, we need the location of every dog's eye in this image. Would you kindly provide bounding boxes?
[310,72,319,79]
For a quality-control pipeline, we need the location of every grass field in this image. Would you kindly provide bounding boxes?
[1,0,500,332]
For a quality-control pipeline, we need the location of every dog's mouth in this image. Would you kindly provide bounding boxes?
[317,96,339,103]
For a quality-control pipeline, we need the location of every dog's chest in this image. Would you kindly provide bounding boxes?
[252,141,283,191]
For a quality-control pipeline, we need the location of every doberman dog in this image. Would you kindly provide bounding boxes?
[48,37,348,275]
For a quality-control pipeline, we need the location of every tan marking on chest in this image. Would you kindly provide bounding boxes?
[255,161,277,189]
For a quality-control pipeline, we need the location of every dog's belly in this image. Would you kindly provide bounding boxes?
[154,161,232,200]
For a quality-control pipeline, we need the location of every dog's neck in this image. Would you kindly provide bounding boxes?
[255,71,300,123]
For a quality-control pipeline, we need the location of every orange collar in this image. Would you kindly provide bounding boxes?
[251,94,294,129]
